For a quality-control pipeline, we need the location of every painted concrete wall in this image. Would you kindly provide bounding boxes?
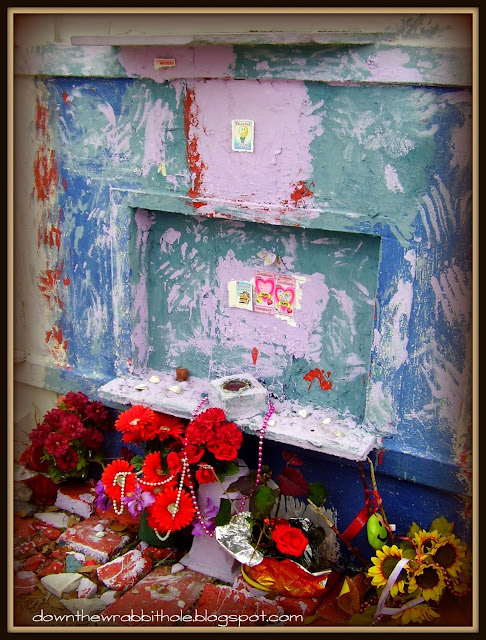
[13,12,474,557]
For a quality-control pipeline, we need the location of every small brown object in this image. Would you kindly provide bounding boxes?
[176,368,189,382]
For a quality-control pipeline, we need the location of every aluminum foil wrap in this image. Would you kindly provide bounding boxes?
[215,512,263,567]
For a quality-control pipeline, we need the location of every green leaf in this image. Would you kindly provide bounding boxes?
[402,548,416,560]
[308,482,327,507]
[214,498,232,527]
[254,485,276,517]
[49,467,63,484]
[429,516,454,536]
[406,521,422,538]
[76,454,86,471]
[130,456,145,472]
[223,461,240,478]
[348,605,377,626]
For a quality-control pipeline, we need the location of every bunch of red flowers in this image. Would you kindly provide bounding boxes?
[99,405,245,537]
[26,391,112,483]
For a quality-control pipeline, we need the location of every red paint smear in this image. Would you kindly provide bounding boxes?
[252,347,259,365]
[62,92,70,105]
[303,368,332,391]
[62,177,68,191]
[45,326,68,357]
[290,180,314,205]
[38,262,65,310]
[35,97,48,138]
[183,89,207,200]
[63,276,71,285]
[192,201,207,209]
[377,449,385,466]
[38,207,63,251]
[34,147,60,203]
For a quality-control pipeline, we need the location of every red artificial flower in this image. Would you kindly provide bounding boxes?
[82,426,104,451]
[29,422,53,446]
[272,523,309,558]
[167,451,183,475]
[146,486,195,534]
[141,451,177,487]
[184,444,205,465]
[42,408,67,431]
[153,412,186,442]
[195,464,217,484]
[60,414,85,440]
[206,441,238,461]
[20,444,50,473]
[23,475,59,506]
[185,408,226,446]
[60,391,89,413]
[44,431,70,456]
[115,405,157,443]
[101,459,137,501]
[84,401,109,426]
[55,446,79,471]
[213,421,243,449]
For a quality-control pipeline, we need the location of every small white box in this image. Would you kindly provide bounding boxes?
[208,374,268,420]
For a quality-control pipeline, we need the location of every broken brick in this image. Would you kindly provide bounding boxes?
[23,552,47,573]
[100,565,212,627]
[14,516,37,540]
[38,559,65,577]
[14,571,39,596]
[97,549,152,592]
[187,583,283,627]
[55,479,97,519]
[141,545,177,563]
[14,541,37,559]
[58,515,135,564]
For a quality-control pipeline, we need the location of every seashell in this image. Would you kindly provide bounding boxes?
[135,384,148,391]
[297,409,307,419]
[95,531,106,538]
[267,419,276,427]
[149,375,160,384]
[94,524,104,532]
[168,385,182,394]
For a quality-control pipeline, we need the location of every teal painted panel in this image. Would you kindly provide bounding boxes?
[130,210,380,419]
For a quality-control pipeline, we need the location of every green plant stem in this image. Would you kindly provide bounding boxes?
[307,499,370,569]
[367,457,394,545]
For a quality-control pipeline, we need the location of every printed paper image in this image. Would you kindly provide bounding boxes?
[232,120,254,153]
[275,274,296,318]
[254,271,275,315]
[228,280,253,310]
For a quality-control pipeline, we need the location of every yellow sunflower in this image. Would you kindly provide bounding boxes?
[392,603,440,625]
[413,529,442,560]
[429,533,467,578]
[367,545,408,597]
[407,562,446,601]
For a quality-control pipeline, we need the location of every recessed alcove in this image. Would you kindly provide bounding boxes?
[99,190,385,461]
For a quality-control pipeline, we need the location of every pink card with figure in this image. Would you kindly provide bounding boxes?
[253,271,276,315]
[275,274,296,318]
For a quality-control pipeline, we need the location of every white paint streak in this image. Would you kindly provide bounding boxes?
[384,164,404,193]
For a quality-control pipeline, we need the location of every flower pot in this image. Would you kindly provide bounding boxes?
[241,557,333,598]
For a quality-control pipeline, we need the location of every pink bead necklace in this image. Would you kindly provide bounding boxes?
[184,396,275,537]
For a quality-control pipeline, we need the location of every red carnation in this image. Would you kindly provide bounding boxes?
[82,426,104,451]
[54,446,79,472]
[60,391,89,413]
[214,422,243,449]
[84,401,108,426]
[60,414,85,440]
[43,408,67,431]
[44,431,70,456]
[29,423,52,446]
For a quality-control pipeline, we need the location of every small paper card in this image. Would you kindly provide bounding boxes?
[232,120,254,153]
[254,271,275,315]
[228,280,253,310]
[275,274,296,319]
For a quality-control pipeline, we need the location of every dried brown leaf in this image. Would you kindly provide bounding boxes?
[108,523,127,532]
[77,564,99,573]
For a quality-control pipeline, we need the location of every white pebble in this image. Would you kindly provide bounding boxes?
[94,524,105,532]
[149,375,160,384]
[297,409,307,419]
[95,531,106,538]
[171,563,185,574]
[334,430,345,438]
[267,419,276,427]
[322,417,332,425]
[168,385,182,394]
[177,600,186,609]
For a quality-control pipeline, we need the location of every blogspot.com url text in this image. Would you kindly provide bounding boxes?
[31,608,304,627]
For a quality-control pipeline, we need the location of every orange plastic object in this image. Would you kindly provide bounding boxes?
[242,557,332,598]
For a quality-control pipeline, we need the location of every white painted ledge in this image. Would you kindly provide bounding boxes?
[98,372,381,462]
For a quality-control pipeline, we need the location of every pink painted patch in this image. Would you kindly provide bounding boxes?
[14,571,39,596]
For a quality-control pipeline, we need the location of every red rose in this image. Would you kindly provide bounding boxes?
[195,465,217,484]
[206,441,238,461]
[167,451,183,475]
[20,444,50,472]
[184,444,205,465]
[271,523,309,557]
